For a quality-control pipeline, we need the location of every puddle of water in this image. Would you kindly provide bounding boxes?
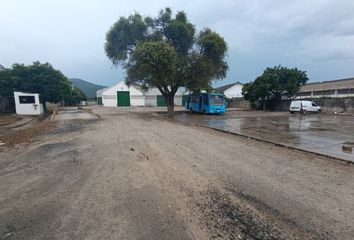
[201,114,354,162]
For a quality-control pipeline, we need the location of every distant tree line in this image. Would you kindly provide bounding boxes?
[0,61,86,111]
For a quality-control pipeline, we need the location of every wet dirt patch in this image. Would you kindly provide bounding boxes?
[26,142,72,157]
[198,187,298,240]
[0,120,55,150]
[48,119,96,136]
[0,114,20,126]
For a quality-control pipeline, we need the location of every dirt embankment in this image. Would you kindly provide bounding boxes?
[1,107,353,240]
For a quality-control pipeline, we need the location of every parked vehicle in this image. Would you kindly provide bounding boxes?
[186,93,226,114]
[290,100,321,113]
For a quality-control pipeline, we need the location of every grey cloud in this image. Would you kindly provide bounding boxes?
[0,0,353,86]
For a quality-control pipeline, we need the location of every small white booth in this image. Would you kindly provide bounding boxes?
[14,91,44,115]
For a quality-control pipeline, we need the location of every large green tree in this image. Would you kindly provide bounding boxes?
[0,62,72,110]
[242,65,308,110]
[105,8,228,114]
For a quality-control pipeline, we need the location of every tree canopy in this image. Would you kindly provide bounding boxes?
[65,87,87,106]
[0,62,86,110]
[242,65,308,110]
[105,7,228,113]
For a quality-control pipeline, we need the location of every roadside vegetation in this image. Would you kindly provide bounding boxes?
[0,62,86,111]
[105,7,228,114]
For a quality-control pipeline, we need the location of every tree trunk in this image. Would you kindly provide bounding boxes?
[165,94,175,115]
[262,99,266,111]
[43,100,47,113]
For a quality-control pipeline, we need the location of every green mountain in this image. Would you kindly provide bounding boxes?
[69,78,105,98]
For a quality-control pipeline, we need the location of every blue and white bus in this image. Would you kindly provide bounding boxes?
[185,93,226,114]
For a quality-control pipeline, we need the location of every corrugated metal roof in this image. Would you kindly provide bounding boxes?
[300,77,354,91]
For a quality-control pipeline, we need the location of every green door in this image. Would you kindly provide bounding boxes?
[117,91,130,106]
[157,95,166,107]
[182,95,188,106]
[97,97,103,105]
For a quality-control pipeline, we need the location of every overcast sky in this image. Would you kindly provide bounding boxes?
[1,0,354,87]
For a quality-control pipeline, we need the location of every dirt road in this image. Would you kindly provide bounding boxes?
[0,107,353,240]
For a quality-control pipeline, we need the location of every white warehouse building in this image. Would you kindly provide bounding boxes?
[214,82,244,99]
[98,81,185,107]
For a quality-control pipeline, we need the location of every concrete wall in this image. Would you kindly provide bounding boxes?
[227,98,251,110]
[145,96,157,106]
[174,96,182,106]
[130,95,145,106]
[275,98,354,113]
[102,95,116,107]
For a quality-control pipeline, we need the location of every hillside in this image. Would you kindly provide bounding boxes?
[70,78,105,98]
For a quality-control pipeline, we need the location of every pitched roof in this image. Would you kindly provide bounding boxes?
[0,64,5,70]
[214,82,243,93]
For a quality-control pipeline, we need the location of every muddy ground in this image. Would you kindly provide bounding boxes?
[0,107,353,240]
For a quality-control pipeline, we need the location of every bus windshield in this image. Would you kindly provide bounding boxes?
[209,95,224,106]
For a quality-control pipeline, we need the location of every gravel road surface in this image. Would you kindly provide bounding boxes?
[0,107,353,240]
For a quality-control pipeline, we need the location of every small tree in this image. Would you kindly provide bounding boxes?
[105,8,228,114]
[243,65,308,110]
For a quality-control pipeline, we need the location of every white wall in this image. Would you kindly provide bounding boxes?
[174,96,182,106]
[14,91,44,115]
[97,87,109,98]
[224,84,244,99]
[102,81,145,107]
[145,96,157,106]
[130,96,145,106]
[102,95,116,107]
[101,81,184,107]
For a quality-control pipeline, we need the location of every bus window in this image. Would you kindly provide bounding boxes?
[210,95,224,106]
[203,95,209,105]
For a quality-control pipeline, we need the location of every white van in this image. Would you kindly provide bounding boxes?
[290,100,321,113]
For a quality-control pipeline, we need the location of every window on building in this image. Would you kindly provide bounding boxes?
[19,96,35,104]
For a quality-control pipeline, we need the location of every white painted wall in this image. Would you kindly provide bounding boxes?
[224,84,244,98]
[96,87,109,98]
[145,96,157,106]
[130,96,145,106]
[14,91,44,115]
[102,95,116,107]
[174,96,182,106]
[101,81,184,107]
[102,81,145,107]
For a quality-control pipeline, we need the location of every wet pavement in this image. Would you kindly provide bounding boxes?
[172,111,354,162]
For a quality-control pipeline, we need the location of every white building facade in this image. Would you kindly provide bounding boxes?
[99,81,185,107]
[215,82,244,99]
